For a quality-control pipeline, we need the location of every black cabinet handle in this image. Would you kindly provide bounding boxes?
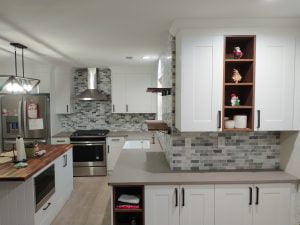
[112,104,115,112]
[63,155,67,167]
[182,188,185,207]
[255,186,259,205]
[108,145,110,154]
[175,188,178,207]
[218,110,222,129]
[257,110,261,129]
[66,104,69,113]
[43,202,51,211]
[249,187,253,205]
[126,104,129,112]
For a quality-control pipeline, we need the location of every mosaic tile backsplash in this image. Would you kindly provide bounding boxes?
[157,37,281,171]
[58,69,155,131]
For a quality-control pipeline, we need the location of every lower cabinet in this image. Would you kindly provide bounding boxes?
[145,183,293,225]
[107,137,125,171]
[145,185,214,225]
[215,183,292,225]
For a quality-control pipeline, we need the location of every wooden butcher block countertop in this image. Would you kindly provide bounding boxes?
[0,144,73,181]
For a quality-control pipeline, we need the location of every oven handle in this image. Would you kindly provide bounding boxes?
[71,143,105,146]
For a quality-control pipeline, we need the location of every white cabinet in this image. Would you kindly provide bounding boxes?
[175,31,223,132]
[54,68,74,114]
[215,184,253,225]
[294,36,300,130]
[145,185,214,225]
[252,184,291,225]
[145,185,180,225]
[215,183,292,225]
[180,185,214,225]
[256,36,296,131]
[106,137,125,171]
[111,72,157,114]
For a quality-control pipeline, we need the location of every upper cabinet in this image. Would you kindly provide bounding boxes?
[53,67,74,114]
[175,31,223,132]
[175,29,300,132]
[255,36,295,131]
[111,69,157,114]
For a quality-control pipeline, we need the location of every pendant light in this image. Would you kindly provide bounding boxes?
[0,43,40,94]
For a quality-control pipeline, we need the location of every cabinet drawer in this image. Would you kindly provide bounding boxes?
[34,193,56,225]
[51,137,70,144]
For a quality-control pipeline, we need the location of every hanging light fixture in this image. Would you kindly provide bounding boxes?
[0,43,40,94]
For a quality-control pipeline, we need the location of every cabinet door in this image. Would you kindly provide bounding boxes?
[54,69,73,114]
[179,185,214,225]
[145,185,180,225]
[294,36,300,130]
[126,74,156,113]
[111,75,126,113]
[256,36,295,130]
[253,183,291,225]
[176,33,223,131]
[106,137,125,171]
[215,184,253,225]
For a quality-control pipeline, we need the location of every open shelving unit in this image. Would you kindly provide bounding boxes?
[113,186,144,225]
[223,35,256,131]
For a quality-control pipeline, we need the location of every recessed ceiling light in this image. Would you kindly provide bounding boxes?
[142,56,152,60]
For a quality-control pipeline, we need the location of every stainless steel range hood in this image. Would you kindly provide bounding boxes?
[76,68,109,101]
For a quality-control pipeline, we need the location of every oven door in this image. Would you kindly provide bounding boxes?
[72,141,106,167]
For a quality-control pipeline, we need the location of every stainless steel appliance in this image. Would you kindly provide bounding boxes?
[34,164,55,212]
[1,94,50,151]
[70,129,109,176]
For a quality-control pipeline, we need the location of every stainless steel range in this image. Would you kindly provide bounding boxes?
[70,129,109,176]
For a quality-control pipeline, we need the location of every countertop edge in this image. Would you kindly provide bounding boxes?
[0,144,73,181]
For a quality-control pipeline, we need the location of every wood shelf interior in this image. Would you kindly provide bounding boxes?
[113,186,144,225]
[225,36,255,59]
[223,35,256,131]
[146,88,171,96]
[146,120,171,134]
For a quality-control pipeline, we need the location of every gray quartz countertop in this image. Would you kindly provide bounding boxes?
[52,131,73,138]
[108,150,299,186]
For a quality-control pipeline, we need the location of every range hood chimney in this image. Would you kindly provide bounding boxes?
[76,68,109,101]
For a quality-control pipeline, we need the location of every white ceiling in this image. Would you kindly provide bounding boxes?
[0,0,299,67]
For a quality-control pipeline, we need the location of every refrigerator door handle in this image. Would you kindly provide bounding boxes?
[18,100,23,136]
[23,99,28,138]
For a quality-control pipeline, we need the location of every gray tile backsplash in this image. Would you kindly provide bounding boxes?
[157,37,281,171]
[58,68,155,131]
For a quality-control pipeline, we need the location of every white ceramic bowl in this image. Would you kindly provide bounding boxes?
[225,120,235,129]
[234,115,247,128]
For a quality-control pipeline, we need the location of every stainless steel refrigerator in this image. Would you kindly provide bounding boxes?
[1,94,50,152]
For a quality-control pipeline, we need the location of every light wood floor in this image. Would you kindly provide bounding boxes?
[51,177,111,225]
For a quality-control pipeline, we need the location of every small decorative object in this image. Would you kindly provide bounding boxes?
[25,143,36,158]
[234,115,247,128]
[225,120,235,129]
[230,93,240,106]
[14,162,28,169]
[232,68,242,83]
[233,46,243,59]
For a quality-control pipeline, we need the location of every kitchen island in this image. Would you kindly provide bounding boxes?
[0,144,73,225]
[108,146,299,225]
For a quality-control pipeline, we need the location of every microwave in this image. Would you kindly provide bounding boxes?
[34,164,55,212]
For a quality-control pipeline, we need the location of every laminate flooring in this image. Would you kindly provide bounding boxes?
[51,177,111,225]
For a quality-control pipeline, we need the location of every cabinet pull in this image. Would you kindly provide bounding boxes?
[66,104,69,113]
[113,104,115,112]
[182,188,185,207]
[257,110,261,129]
[43,202,51,211]
[175,188,178,207]
[249,187,253,205]
[107,145,110,154]
[56,140,65,143]
[111,139,120,142]
[63,155,67,167]
[126,104,128,112]
[255,186,259,205]
[218,110,221,129]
